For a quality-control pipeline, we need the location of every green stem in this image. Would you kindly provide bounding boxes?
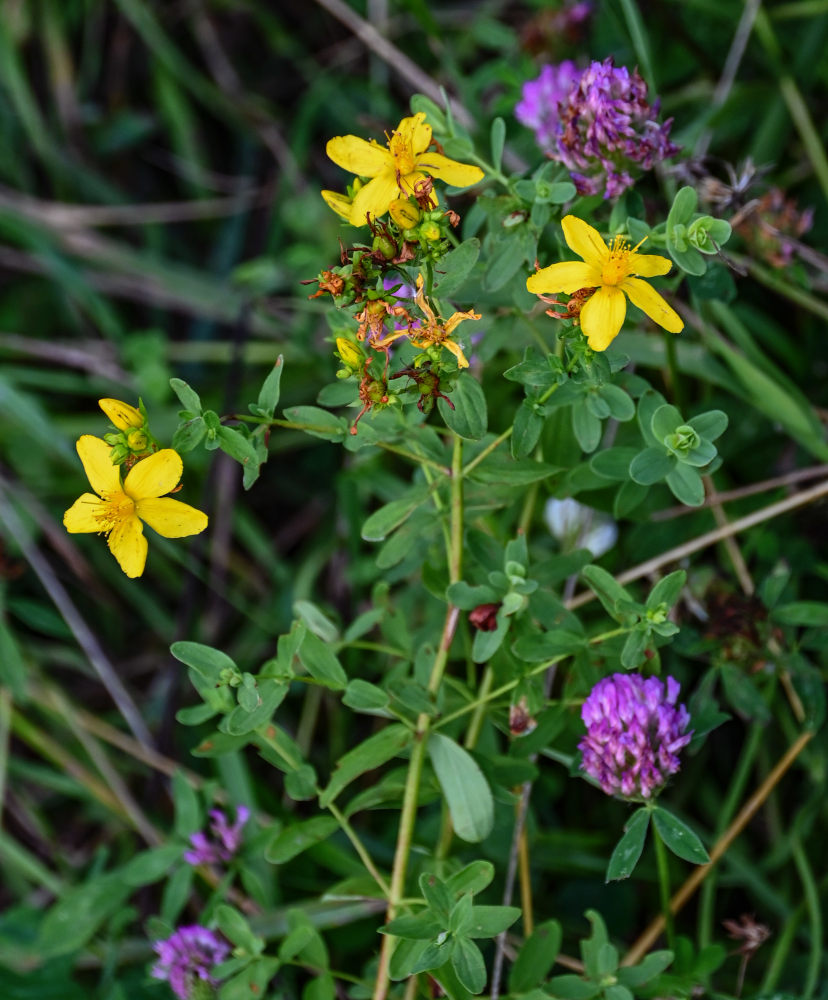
[791,835,822,999]
[617,0,656,94]
[434,627,628,730]
[698,723,763,947]
[373,435,465,1000]
[650,809,675,951]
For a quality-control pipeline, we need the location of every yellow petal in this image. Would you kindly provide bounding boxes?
[107,514,147,578]
[396,112,431,154]
[580,286,627,351]
[628,253,673,278]
[136,497,208,538]
[444,309,481,336]
[123,449,183,501]
[326,135,390,177]
[561,215,609,267]
[321,189,353,221]
[442,338,470,369]
[526,261,600,295]
[621,277,684,333]
[76,435,121,496]
[349,172,400,225]
[414,152,484,188]
[64,493,107,533]
[99,398,142,430]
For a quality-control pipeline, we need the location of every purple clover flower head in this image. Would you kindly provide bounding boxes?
[516,61,581,153]
[184,805,250,867]
[516,57,680,198]
[578,673,692,800]
[151,925,229,1000]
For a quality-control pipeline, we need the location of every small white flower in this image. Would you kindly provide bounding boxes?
[544,497,617,558]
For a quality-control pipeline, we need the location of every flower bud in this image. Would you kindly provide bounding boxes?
[336,337,363,370]
[372,235,397,259]
[420,221,442,242]
[127,429,149,451]
[389,199,421,229]
[99,398,143,430]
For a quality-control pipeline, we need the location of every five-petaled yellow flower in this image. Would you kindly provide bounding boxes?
[527,215,684,351]
[64,435,208,578]
[324,112,484,227]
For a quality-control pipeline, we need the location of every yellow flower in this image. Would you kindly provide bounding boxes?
[527,215,684,351]
[321,189,355,222]
[99,398,143,430]
[326,112,484,226]
[376,274,480,368]
[64,436,208,578]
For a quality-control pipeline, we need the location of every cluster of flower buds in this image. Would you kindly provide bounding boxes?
[517,58,679,198]
[99,397,158,467]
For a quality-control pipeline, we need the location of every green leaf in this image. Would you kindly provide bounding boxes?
[490,117,506,172]
[771,602,828,627]
[512,401,544,459]
[265,816,339,864]
[224,679,289,735]
[446,581,499,610]
[219,958,280,1000]
[590,447,639,481]
[433,239,481,298]
[297,630,347,690]
[653,807,710,864]
[170,641,237,685]
[597,383,635,421]
[465,905,520,938]
[471,613,509,663]
[256,356,284,417]
[121,845,183,886]
[629,447,674,485]
[283,405,346,441]
[616,950,673,987]
[646,571,686,611]
[410,93,449,133]
[438,374,488,440]
[319,724,412,807]
[382,912,445,940]
[606,808,650,881]
[389,938,431,980]
[687,409,728,442]
[452,937,487,994]
[580,565,634,620]
[37,874,130,958]
[511,631,585,661]
[294,599,339,643]
[172,416,206,452]
[508,919,562,992]
[546,181,577,203]
[720,663,771,722]
[428,734,494,843]
[668,186,697,225]
[444,861,495,898]
[572,398,602,453]
[546,975,601,999]
[215,905,261,952]
[342,679,390,712]
[172,769,201,837]
[636,389,668,446]
[420,871,453,921]
[665,463,704,506]
[620,628,649,670]
[466,456,560,486]
[170,377,203,414]
[651,404,683,441]
[362,485,431,542]
[410,938,454,976]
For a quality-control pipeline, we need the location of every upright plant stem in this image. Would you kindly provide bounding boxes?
[651,813,675,951]
[372,435,464,1000]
